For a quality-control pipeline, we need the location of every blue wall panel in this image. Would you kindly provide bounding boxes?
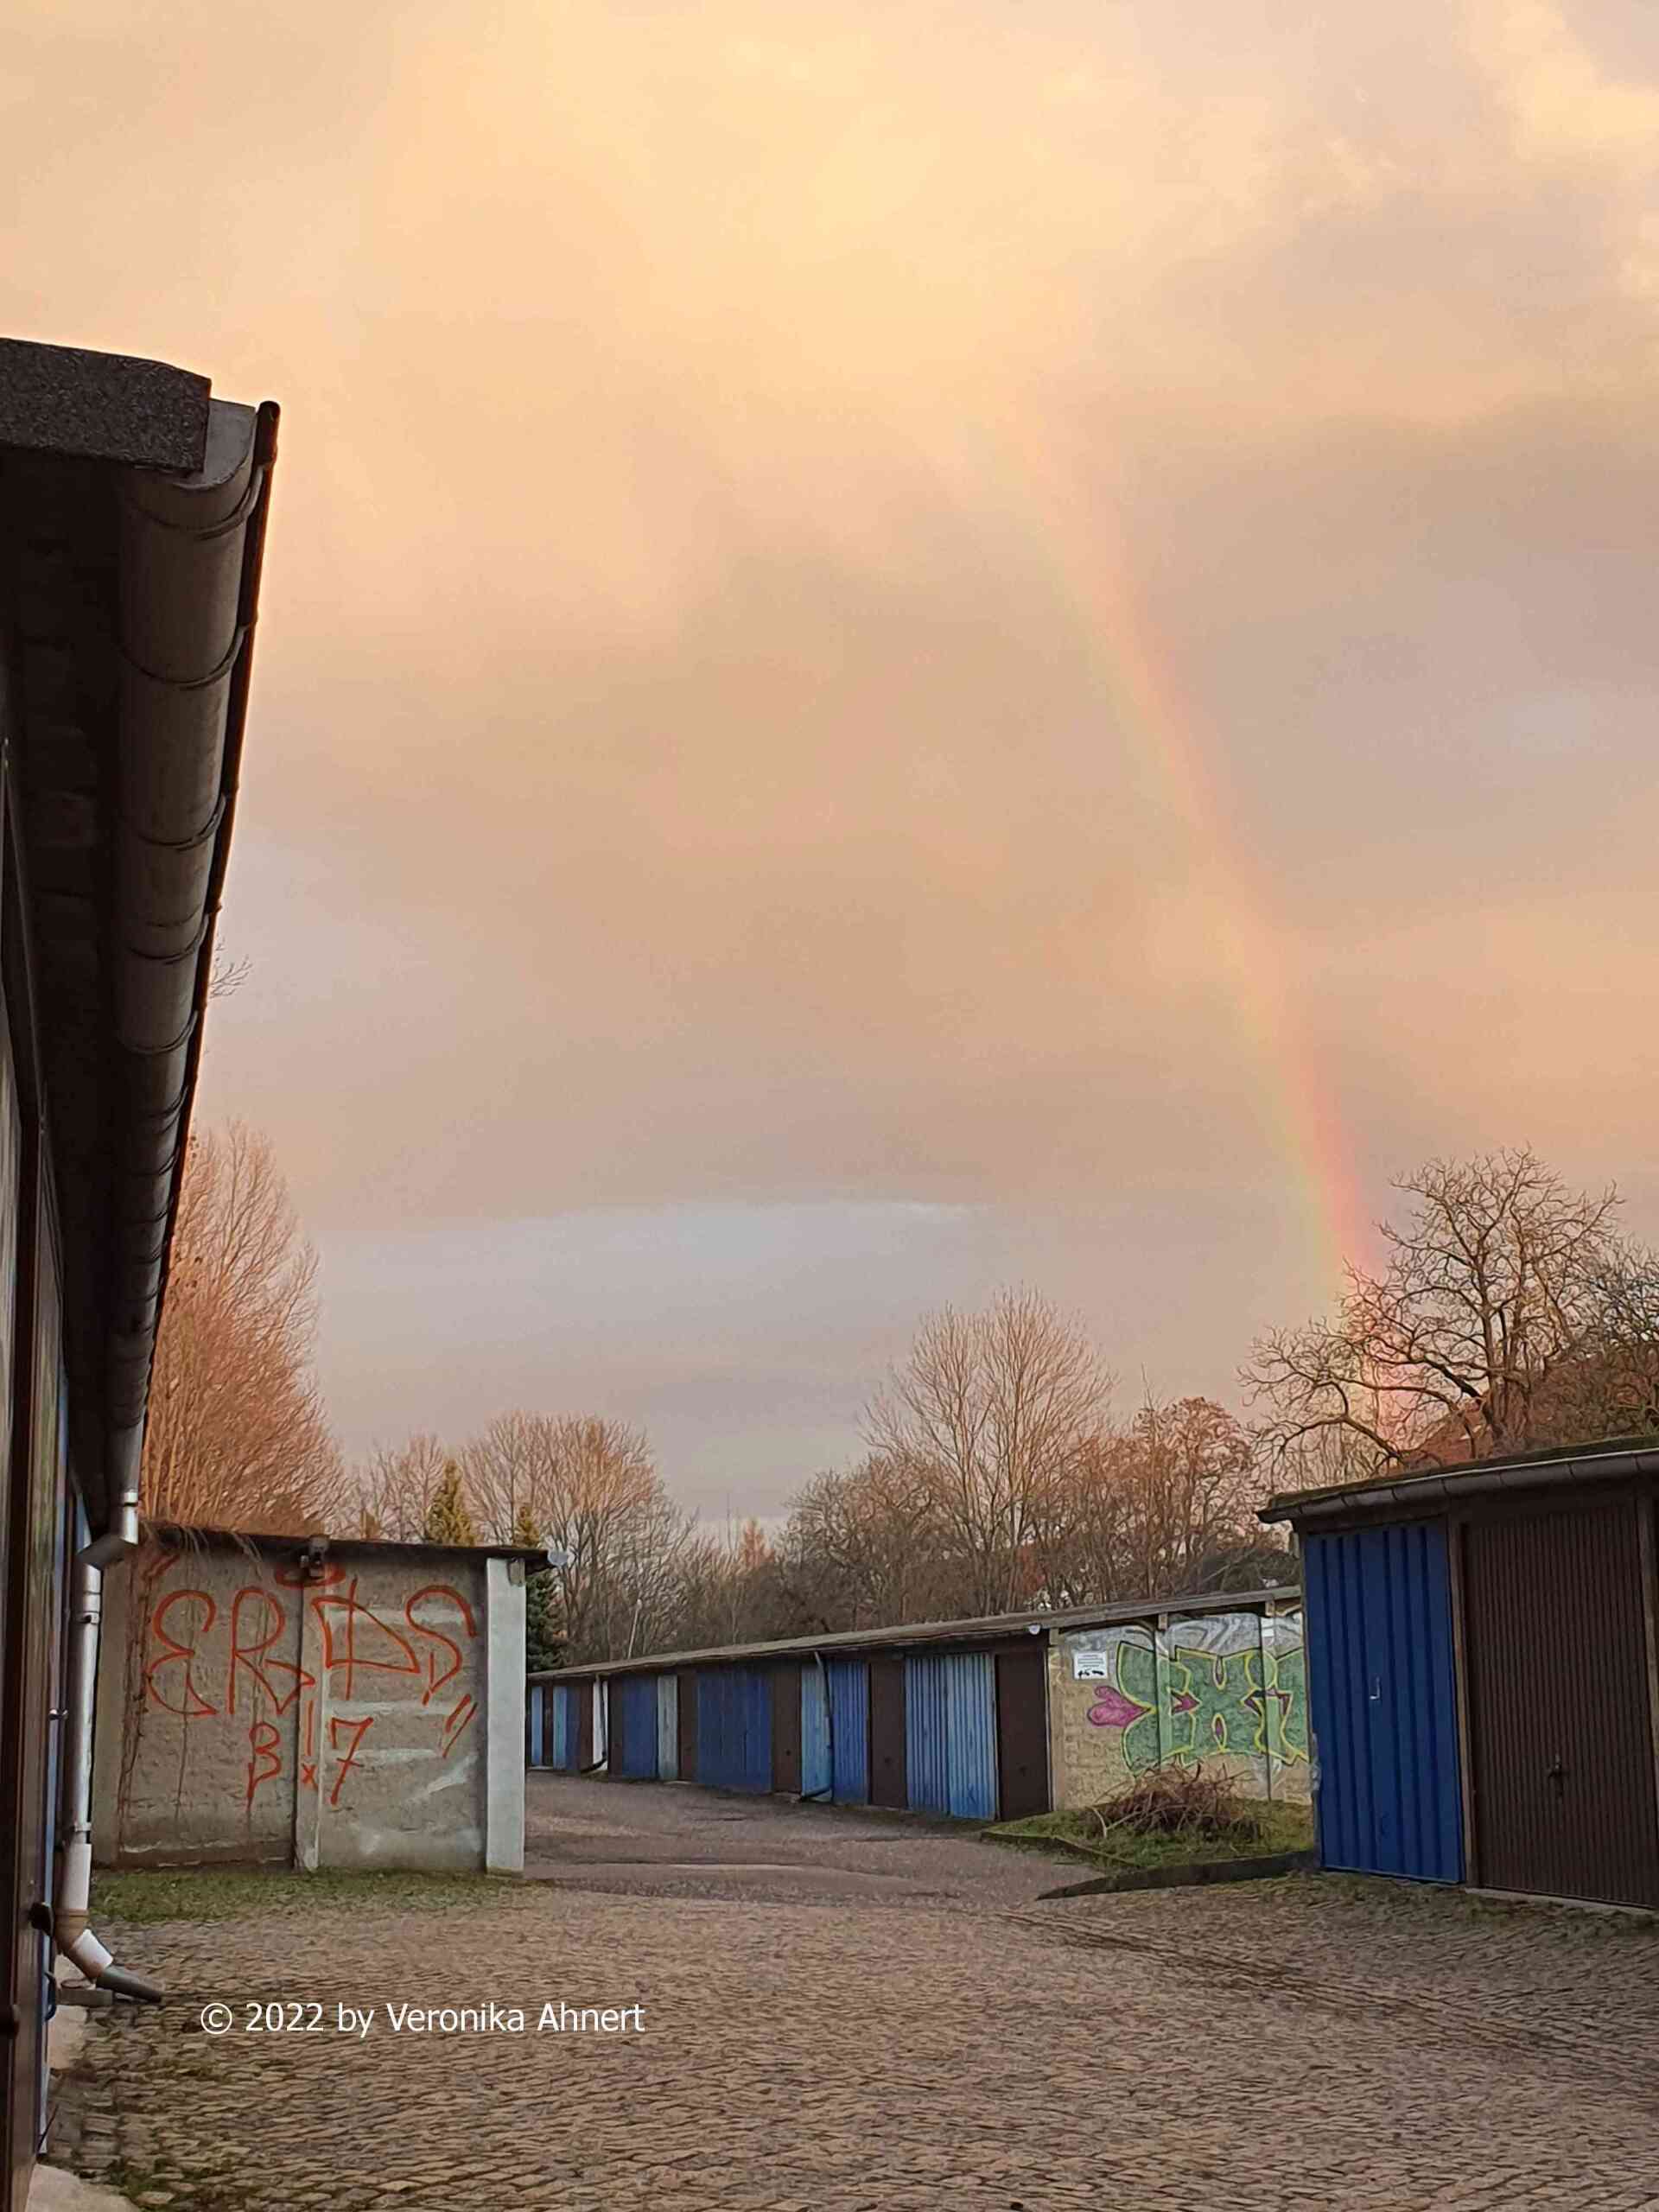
[697,1666,773,1792]
[1304,1521,1464,1883]
[615,1675,660,1780]
[944,1651,997,1821]
[905,1655,951,1813]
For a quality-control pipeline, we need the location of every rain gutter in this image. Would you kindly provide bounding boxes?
[1260,1446,1659,1529]
[52,394,279,2004]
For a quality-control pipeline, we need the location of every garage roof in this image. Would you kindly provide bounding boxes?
[0,334,278,1533]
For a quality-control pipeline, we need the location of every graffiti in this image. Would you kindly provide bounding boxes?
[145,1590,220,1717]
[408,1585,479,1707]
[137,1569,480,1833]
[245,1719,283,1807]
[440,1694,479,1758]
[1058,1611,1310,1804]
[327,1713,376,1807]
[230,1587,310,1716]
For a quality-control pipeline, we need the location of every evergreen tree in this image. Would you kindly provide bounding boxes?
[512,1501,563,1670]
[423,1460,478,1547]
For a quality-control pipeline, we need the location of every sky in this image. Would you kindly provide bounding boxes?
[10,1,1659,1515]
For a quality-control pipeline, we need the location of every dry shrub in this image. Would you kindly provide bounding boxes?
[1089,1760,1262,1847]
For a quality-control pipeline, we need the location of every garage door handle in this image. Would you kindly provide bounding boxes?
[1548,1757,1566,1796]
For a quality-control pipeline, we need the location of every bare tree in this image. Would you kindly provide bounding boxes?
[865,1289,1114,1618]
[143,1122,343,1533]
[773,1455,963,1630]
[1243,1147,1659,1476]
[1110,1395,1266,1589]
[460,1412,691,1662]
[356,1433,449,1540]
[207,944,251,1001]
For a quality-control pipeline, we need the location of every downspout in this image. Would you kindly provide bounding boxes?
[798,1650,835,1803]
[53,1432,161,2001]
[52,395,277,2006]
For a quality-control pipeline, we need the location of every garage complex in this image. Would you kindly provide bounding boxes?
[527,1585,1309,1822]
[1264,1440,1659,1910]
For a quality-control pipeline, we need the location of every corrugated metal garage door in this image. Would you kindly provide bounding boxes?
[614,1675,659,1780]
[803,1659,869,1803]
[906,1651,997,1818]
[526,1685,545,1768]
[552,1682,577,1770]
[1303,1522,1463,1882]
[656,1672,679,1781]
[696,1667,772,1792]
[906,1654,950,1812]
[1464,1500,1659,1910]
[944,1651,997,1820]
[828,1659,870,1803]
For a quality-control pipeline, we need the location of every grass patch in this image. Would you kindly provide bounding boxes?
[90,1866,525,1926]
[988,1765,1313,1873]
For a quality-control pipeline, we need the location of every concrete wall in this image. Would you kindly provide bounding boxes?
[94,1535,525,1872]
[1048,1603,1309,1809]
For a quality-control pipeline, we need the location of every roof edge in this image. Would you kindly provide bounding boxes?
[1261,1440,1659,1527]
[0,335,210,471]
[142,1521,551,1569]
[531,1581,1302,1683]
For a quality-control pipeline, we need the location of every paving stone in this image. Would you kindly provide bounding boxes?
[45,1776,1659,2211]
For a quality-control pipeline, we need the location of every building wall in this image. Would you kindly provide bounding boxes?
[93,1536,525,1872]
[1048,1604,1309,1808]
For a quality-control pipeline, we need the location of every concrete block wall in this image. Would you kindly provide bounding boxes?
[1047,1601,1309,1809]
[94,1532,526,1872]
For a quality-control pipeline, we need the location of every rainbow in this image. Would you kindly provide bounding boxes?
[927,408,1371,1290]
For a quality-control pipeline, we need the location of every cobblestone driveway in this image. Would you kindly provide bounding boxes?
[48,1776,1659,2212]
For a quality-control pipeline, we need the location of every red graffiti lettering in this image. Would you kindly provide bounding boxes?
[440,1694,479,1758]
[405,1584,478,1707]
[312,1578,421,1699]
[145,1591,219,1717]
[245,1719,283,1807]
[229,1587,312,1717]
[299,1697,318,1790]
[327,1713,375,1807]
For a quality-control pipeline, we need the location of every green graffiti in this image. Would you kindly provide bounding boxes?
[1266,1645,1306,1764]
[1167,1646,1264,1765]
[1084,1634,1309,1773]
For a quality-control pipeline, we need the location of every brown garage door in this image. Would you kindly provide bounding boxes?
[995,1644,1050,1819]
[771,1662,803,1795]
[869,1656,906,1808]
[1463,1499,1659,1909]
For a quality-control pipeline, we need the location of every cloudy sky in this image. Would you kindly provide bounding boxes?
[12,1,1659,1513]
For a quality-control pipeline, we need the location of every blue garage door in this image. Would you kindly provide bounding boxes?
[906,1655,950,1812]
[1304,1521,1464,1882]
[906,1652,996,1818]
[656,1673,679,1781]
[526,1685,546,1767]
[697,1667,772,1791]
[615,1675,659,1779]
[552,1682,577,1770]
[828,1660,870,1804]
[802,1660,870,1802]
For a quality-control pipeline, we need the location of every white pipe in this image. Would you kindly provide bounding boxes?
[54,1487,163,2004]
